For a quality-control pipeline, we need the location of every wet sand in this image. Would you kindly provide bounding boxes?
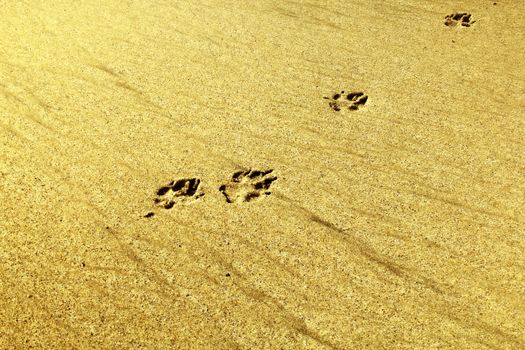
[1,1,524,348]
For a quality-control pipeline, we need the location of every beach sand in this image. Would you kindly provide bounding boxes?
[1,0,524,348]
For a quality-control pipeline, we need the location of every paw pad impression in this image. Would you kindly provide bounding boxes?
[324,91,368,111]
[219,169,277,203]
[444,13,475,27]
[154,178,204,209]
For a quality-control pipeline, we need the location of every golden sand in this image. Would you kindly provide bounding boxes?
[1,1,524,348]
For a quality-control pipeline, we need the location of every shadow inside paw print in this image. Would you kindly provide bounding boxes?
[324,91,368,111]
[154,178,204,209]
[444,13,475,27]
[219,169,277,203]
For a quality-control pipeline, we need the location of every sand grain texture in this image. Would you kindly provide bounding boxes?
[1,0,524,349]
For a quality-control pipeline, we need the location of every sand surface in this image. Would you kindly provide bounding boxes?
[1,0,524,348]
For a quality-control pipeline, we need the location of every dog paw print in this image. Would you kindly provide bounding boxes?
[444,13,475,27]
[324,91,368,111]
[219,169,277,203]
[154,178,204,209]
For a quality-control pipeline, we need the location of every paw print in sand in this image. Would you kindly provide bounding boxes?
[219,169,277,203]
[324,91,368,111]
[444,13,475,27]
[154,178,204,209]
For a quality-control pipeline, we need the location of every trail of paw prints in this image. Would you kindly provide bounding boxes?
[219,169,277,203]
[444,13,475,27]
[144,178,204,217]
[324,91,368,112]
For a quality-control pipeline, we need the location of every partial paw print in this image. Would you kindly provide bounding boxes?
[444,13,475,27]
[154,178,204,209]
[219,169,277,203]
[324,91,368,112]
